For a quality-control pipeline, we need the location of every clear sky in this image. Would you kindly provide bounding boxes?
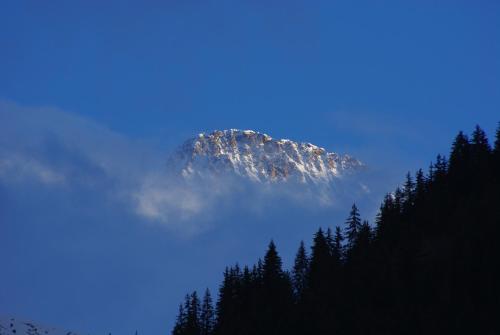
[1,1,499,334]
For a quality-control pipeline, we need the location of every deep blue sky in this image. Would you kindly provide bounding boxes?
[2,0,499,145]
[1,1,499,334]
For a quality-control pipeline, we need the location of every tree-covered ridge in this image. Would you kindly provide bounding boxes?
[172,124,500,335]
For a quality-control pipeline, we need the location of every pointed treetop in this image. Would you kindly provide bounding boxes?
[471,125,491,153]
[450,131,470,167]
[311,228,330,262]
[345,203,362,248]
[292,240,309,298]
[415,168,426,195]
[403,172,415,204]
[332,226,344,261]
[263,239,284,281]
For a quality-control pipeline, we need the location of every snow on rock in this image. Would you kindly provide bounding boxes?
[168,129,363,184]
[0,316,80,335]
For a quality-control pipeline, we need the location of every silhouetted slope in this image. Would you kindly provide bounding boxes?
[171,123,500,335]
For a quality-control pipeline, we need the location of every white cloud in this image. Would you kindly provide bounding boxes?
[0,101,379,237]
[0,155,66,185]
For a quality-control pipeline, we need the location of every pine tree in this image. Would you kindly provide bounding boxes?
[471,125,491,153]
[326,227,335,255]
[402,172,415,210]
[200,289,214,335]
[345,204,362,249]
[173,121,500,335]
[415,169,426,199]
[186,291,201,335]
[449,131,470,173]
[172,303,187,335]
[427,161,435,183]
[215,268,237,335]
[306,228,338,333]
[263,240,283,283]
[261,240,293,335]
[434,154,448,182]
[357,221,372,249]
[470,125,492,182]
[308,228,333,295]
[292,241,309,299]
[332,226,344,262]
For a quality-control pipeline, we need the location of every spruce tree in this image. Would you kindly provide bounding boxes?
[172,303,187,335]
[470,125,492,182]
[333,226,344,262]
[345,204,362,249]
[307,229,333,297]
[402,172,415,210]
[415,169,426,200]
[263,240,283,283]
[471,125,491,153]
[200,289,214,335]
[261,240,292,335]
[292,241,309,300]
[357,221,372,249]
[449,131,470,172]
[307,228,337,333]
[434,154,448,183]
[326,227,335,255]
[186,291,200,335]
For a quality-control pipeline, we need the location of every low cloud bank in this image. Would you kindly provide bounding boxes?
[0,101,379,236]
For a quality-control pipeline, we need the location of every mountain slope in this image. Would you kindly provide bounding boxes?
[168,129,363,184]
[0,317,80,335]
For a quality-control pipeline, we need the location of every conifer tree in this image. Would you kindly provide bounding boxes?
[306,229,332,298]
[173,121,500,335]
[332,226,344,262]
[263,240,283,283]
[449,131,470,172]
[471,125,491,153]
[402,172,415,210]
[186,292,200,335]
[261,240,292,335]
[357,221,372,249]
[415,169,426,199]
[326,227,335,254]
[292,241,309,299]
[172,304,187,335]
[200,289,214,335]
[345,204,362,248]
[427,161,435,183]
[434,155,448,182]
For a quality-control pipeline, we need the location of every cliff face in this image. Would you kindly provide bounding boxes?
[168,129,363,184]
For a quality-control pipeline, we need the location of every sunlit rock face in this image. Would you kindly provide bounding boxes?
[0,316,80,335]
[168,129,363,184]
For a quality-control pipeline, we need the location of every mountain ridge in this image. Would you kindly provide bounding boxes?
[167,129,363,184]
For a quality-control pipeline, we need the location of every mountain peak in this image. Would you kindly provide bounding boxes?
[168,129,363,184]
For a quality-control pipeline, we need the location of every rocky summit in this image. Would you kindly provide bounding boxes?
[168,129,363,184]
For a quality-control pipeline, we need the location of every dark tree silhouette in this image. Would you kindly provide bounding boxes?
[345,203,362,249]
[172,304,186,335]
[200,289,215,335]
[172,122,500,335]
[291,241,308,300]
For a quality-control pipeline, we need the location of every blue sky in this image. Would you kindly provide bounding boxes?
[1,1,499,334]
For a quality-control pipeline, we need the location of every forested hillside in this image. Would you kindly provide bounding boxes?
[171,124,500,335]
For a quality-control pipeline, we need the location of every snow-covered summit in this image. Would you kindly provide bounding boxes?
[0,316,80,335]
[168,129,363,184]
